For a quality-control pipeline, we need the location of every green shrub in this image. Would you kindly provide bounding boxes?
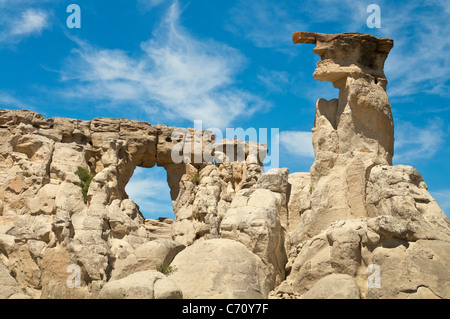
[75,167,95,204]
[155,264,176,275]
[190,173,202,185]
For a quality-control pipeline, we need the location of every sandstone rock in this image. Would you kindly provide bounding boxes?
[144,218,173,240]
[254,168,289,193]
[220,188,287,289]
[366,165,450,241]
[286,173,311,232]
[302,274,361,299]
[0,260,27,299]
[98,270,182,299]
[293,32,395,242]
[170,239,270,299]
[111,239,185,280]
[0,233,15,256]
[40,245,91,299]
[364,238,450,299]
[280,215,450,299]
[293,32,393,83]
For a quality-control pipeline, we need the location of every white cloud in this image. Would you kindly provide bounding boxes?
[227,0,450,98]
[0,8,49,43]
[61,2,266,127]
[137,0,165,10]
[10,9,48,36]
[279,130,314,158]
[394,120,445,162]
[379,1,450,98]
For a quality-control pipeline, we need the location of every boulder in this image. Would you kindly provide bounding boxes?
[302,274,361,299]
[98,270,182,299]
[110,239,185,280]
[169,239,270,299]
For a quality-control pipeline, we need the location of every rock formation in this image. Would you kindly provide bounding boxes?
[271,32,450,299]
[0,31,449,299]
[0,109,273,298]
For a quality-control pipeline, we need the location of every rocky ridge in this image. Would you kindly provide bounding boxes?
[0,31,449,299]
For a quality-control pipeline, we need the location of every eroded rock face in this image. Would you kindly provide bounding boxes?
[268,31,450,300]
[98,270,182,299]
[0,31,450,300]
[0,109,268,298]
[169,239,271,299]
[292,32,395,241]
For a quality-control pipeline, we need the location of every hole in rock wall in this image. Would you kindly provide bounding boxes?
[125,166,175,220]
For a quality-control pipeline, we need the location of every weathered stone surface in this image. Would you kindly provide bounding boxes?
[220,186,287,290]
[286,173,311,233]
[366,165,450,241]
[0,260,27,299]
[98,270,182,299]
[110,239,185,280]
[276,216,450,299]
[302,273,361,299]
[292,32,393,82]
[268,31,450,300]
[169,239,270,299]
[169,158,264,246]
[292,32,395,243]
[0,108,268,299]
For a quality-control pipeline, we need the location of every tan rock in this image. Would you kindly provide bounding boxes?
[221,188,287,289]
[302,274,361,299]
[286,173,311,232]
[292,32,395,241]
[110,239,185,280]
[0,260,26,299]
[98,270,182,299]
[170,239,270,299]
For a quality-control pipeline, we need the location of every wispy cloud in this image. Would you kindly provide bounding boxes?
[226,0,306,51]
[379,1,450,98]
[279,130,314,158]
[0,8,49,43]
[0,92,36,110]
[257,69,290,93]
[137,0,165,10]
[225,0,367,51]
[394,119,445,162]
[227,0,450,99]
[10,9,48,36]
[60,2,266,127]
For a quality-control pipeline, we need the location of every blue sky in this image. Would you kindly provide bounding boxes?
[0,0,449,219]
